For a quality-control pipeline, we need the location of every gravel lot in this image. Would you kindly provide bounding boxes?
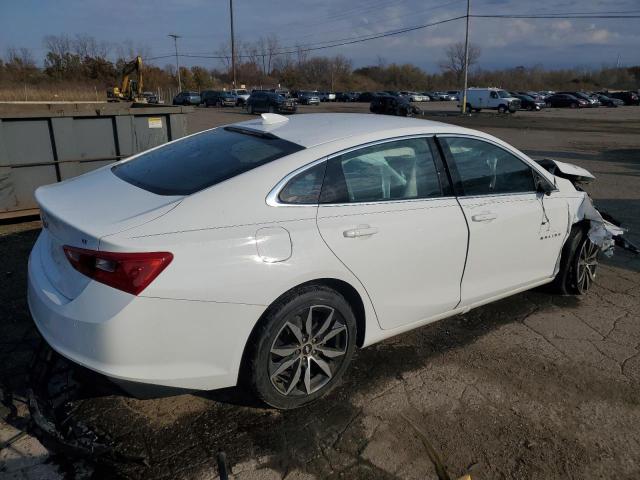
[1,102,639,479]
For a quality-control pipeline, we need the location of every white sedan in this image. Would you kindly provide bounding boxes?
[28,113,621,409]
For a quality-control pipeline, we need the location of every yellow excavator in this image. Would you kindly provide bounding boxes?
[107,56,145,102]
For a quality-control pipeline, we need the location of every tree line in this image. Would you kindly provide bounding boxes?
[1,34,639,100]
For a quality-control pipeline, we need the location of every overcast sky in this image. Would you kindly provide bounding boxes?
[2,0,639,72]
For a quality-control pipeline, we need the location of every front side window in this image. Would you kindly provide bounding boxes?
[112,128,304,196]
[320,138,442,203]
[441,137,535,196]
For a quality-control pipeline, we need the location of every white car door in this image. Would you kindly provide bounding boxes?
[315,137,468,330]
[438,136,569,306]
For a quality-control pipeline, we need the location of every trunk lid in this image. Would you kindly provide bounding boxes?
[35,166,182,299]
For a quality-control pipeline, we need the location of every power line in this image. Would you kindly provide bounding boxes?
[471,13,640,19]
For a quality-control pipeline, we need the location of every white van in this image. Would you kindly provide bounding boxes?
[463,88,521,113]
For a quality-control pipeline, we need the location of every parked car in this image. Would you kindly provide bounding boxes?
[370,95,421,117]
[517,91,545,101]
[141,91,159,104]
[605,91,640,105]
[510,93,545,111]
[357,92,380,102]
[558,92,599,107]
[447,90,460,101]
[336,92,357,102]
[544,94,587,109]
[172,91,201,106]
[201,90,237,107]
[594,94,624,108]
[297,91,321,105]
[400,91,428,102]
[246,91,297,114]
[317,92,336,102]
[29,113,623,409]
[465,88,521,113]
[422,92,440,101]
[231,88,251,106]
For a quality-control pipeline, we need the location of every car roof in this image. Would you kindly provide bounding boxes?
[231,113,471,148]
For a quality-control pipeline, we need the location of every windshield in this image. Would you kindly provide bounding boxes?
[235,89,247,95]
[112,128,304,196]
[497,90,512,98]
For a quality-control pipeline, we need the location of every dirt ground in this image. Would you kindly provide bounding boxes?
[1,102,639,480]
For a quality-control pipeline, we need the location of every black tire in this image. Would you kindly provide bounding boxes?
[526,105,533,111]
[550,224,599,295]
[268,105,275,113]
[570,102,578,109]
[498,104,507,114]
[465,103,472,112]
[246,285,357,409]
[248,104,254,114]
[546,102,552,108]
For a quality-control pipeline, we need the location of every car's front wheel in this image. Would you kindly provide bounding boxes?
[551,224,599,295]
[247,286,357,409]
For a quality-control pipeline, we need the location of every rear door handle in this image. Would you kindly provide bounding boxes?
[343,225,379,238]
[471,212,497,222]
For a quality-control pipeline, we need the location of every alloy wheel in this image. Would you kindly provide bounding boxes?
[268,305,348,397]
[576,239,599,294]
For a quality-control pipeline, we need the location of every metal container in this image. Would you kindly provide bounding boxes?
[0,102,191,219]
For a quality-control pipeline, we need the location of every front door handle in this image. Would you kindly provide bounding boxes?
[343,225,379,238]
[471,212,497,222]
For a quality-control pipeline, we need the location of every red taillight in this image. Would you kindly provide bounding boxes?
[63,246,173,295]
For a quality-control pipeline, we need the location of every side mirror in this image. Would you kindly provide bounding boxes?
[536,177,554,196]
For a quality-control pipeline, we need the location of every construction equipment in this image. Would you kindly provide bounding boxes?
[107,56,144,102]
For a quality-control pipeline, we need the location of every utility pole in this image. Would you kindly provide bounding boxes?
[169,34,182,92]
[229,0,237,88]
[461,0,471,114]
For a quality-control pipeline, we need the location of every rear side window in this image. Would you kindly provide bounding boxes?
[320,138,442,203]
[112,128,304,196]
[278,162,327,204]
[441,137,535,195]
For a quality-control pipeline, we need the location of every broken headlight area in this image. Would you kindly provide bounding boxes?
[536,158,638,257]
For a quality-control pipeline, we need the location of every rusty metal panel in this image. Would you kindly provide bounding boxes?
[0,119,58,213]
[133,115,169,151]
[55,117,118,180]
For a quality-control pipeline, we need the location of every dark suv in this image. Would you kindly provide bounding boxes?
[605,91,639,105]
[172,91,201,106]
[246,91,297,114]
[201,90,237,107]
[370,95,421,117]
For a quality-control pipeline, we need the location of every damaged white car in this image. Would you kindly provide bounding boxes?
[28,113,631,409]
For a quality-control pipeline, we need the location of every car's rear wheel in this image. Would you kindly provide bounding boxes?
[551,224,599,295]
[546,102,552,108]
[247,286,357,409]
[248,104,254,114]
[498,104,507,114]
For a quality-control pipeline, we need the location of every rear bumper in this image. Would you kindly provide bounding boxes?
[27,234,265,390]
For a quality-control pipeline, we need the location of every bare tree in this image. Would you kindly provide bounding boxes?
[43,34,72,58]
[265,34,280,75]
[439,42,481,84]
[73,34,109,59]
[216,42,232,71]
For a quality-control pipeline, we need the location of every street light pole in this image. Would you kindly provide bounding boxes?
[169,34,182,92]
[461,0,471,114]
[229,0,237,88]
